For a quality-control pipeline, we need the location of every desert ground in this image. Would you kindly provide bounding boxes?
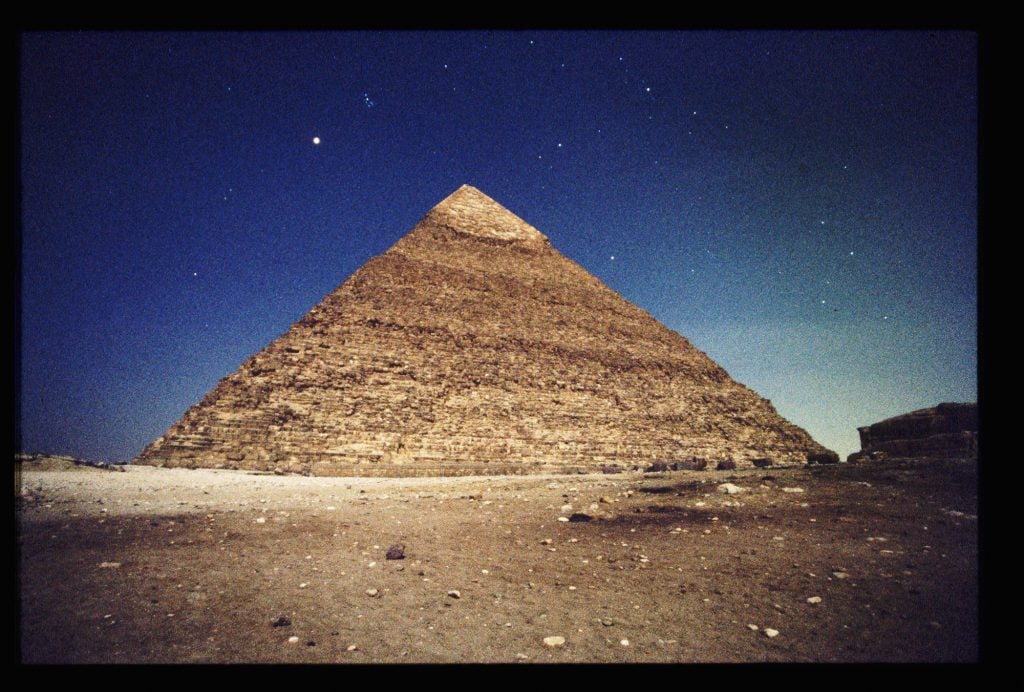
[17,459,977,663]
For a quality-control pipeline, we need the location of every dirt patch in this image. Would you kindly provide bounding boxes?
[17,462,978,663]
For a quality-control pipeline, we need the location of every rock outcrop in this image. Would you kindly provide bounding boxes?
[848,402,977,462]
[134,185,833,476]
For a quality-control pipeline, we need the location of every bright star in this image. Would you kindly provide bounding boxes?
[312,136,321,145]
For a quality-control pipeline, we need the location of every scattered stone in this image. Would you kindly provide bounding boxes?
[764,628,779,638]
[716,459,737,471]
[288,636,300,644]
[516,652,529,659]
[600,465,623,475]
[299,582,308,589]
[832,571,850,580]
[568,512,593,522]
[599,496,614,504]
[807,596,822,604]
[347,644,358,652]
[747,624,759,631]
[782,487,805,493]
[540,539,552,545]
[271,615,291,628]
[646,461,670,473]
[385,544,406,560]
[98,562,122,569]
[543,636,566,648]
[447,590,461,599]
[365,588,379,597]
[717,483,743,494]
[752,457,773,468]
[620,639,630,646]
[560,504,573,513]
[600,618,614,626]
[807,451,839,465]
[676,458,709,471]
[255,517,266,524]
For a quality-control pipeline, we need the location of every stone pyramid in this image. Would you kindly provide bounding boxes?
[135,185,832,476]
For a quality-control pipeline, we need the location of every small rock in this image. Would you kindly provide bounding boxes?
[807,596,822,604]
[271,615,291,628]
[255,517,266,524]
[620,639,630,646]
[764,628,779,638]
[288,636,300,644]
[385,544,406,560]
[747,624,759,631]
[299,582,308,589]
[568,512,593,522]
[716,459,737,471]
[600,618,614,626]
[347,644,358,651]
[717,483,743,494]
[540,538,553,545]
[832,571,850,580]
[447,590,461,599]
[543,636,566,647]
[557,516,569,522]
[782,487,805,493]
[561,504,573,513]
[365,588,379,597]
[515,652,529,659]
[599,496,614,504]
[98,562,122,569]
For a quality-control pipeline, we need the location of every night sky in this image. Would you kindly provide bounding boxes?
[19,31,977,462]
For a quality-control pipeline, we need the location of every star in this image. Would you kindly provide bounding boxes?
[312,136,321,145]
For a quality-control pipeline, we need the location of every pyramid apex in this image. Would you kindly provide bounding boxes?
[424,185,550,245]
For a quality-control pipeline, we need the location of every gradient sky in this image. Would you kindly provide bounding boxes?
[19,31,977,462]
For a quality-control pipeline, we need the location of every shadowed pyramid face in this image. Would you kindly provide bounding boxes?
[136,185,830,476]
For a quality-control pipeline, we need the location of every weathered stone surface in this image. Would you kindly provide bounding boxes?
[134,185,832,475]
[853,403,977,461]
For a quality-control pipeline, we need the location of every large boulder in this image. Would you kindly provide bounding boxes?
[856,403,977,461]
[807,450,839,465]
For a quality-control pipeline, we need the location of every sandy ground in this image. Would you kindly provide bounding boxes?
[17,460,977,663]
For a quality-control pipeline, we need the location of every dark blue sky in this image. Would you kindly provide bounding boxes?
[19,31,976,461]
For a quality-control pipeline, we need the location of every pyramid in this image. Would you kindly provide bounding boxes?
[135,185,832,476]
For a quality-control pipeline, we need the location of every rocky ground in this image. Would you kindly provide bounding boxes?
[17,460,977,663]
